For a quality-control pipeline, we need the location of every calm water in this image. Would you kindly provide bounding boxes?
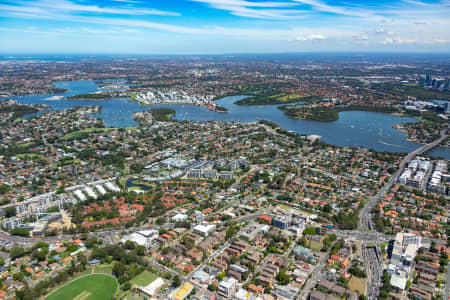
[2,80,449,159]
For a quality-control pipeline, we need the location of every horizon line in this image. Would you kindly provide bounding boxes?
[2,51,450,56]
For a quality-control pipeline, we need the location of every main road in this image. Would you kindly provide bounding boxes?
[444,262,450,300]
[299,241,336,299]
[357,128,447,300]
[359,128,448,231]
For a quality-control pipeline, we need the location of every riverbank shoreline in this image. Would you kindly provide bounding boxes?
[4,80,449,158]
[279,104,402,122]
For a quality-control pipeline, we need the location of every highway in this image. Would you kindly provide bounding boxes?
[357,128,447,300]
[359,128,447,231]
[444,262,450,300]
[362,243,383,300]
[299,241,336,299]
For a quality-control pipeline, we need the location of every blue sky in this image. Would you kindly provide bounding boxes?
[0,0,449,54]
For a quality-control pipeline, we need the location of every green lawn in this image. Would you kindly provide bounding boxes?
[130,271,157,287]
[159,283,169,294]
[63,127,116,140]
[310,240,322,251]
[380,242,388,252]
[45,274,118,300]
[17,142,35,148]
[16,153,43,159]
[278,204,312,216]
[127,187,144,192]
[93,264,113,274]
[348,276,366,295]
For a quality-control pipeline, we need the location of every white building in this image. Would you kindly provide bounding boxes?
[121,229,158,247]
[138,277,165,297]
[390,273,407,292]
[105,182,120,192]
[402,233,421,248]
[172,213,188,222]
[193,224,216,237]
[390,233,421,275]
[84,187,97,199]
[73,190,86,201]
[95,184,107,195]
[218,277,238,298]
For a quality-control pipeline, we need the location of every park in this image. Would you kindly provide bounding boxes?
[45,274,118,300]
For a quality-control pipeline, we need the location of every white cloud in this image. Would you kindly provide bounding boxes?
[295,34,327,41]
[373,28,394,35]
[292,0,373,18]
[354,34,368,40]
[402,0,429,6]
[1,0,450,52]
[191,0,308,19]
[422,39,450,44]
[380,37,450,45]
[112,0,141,3]
[380,37,416,44]
[80,27,140,35]
[0,4,42,14]
[2,0,180,17]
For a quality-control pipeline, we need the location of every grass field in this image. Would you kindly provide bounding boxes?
[380,242,388,252]
[63,127,115,140]
[130,271,157,287]
[17,141,35,148]
[354,241,362,256]
[275,93,304,102]
[92,264,113,274]
[45,274,118,300]
[309,240,322,251]
[16,153,44,159]
[278,204,312,216]
[348,276,366,295]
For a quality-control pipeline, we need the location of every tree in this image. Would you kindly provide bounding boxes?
[80,255,88,268]
[124,240,136,250]
[0,185,10,195]
[35,249,48,261]
[303,227,317,236]
[217,272,225,281]
[430,241,438,253]
[155,217,166,225]
[13,272,24,281]
[5,206,16,218]
[10,228,29,237]
[208,284,217,291]
[226,225,238,240]
[338,276,348,287]
[10,245,25,260]
[56,184,65,194]
[123,281,131,291]
[349,266,366,278]
[276,270,290,285]
[130,163,143,174]
[136,245,145,256]
[172,275,181,288]
[91,247,107,261]
[112,262,126,278]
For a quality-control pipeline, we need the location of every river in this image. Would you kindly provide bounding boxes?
[2,80,449,159]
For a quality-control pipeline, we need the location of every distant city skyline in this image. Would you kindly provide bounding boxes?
[1,0,450,54]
